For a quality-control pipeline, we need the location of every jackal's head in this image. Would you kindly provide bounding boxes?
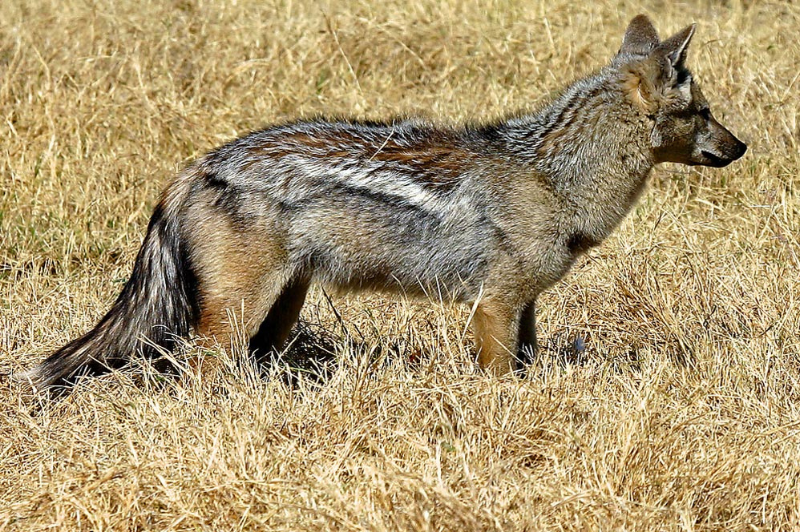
[615,15,747,168]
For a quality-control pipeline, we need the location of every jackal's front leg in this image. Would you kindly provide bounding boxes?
[516,301,537,370]
[471,299,521,376]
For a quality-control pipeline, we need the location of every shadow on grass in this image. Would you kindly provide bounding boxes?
[252,321,342,387]
[532,330,696,375]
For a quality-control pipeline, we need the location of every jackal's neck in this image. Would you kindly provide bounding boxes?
[493,70,655,236]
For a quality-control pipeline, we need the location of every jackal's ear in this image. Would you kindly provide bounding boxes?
[658,23,696,68]
[619,60,661,114]
[619,14,660,56]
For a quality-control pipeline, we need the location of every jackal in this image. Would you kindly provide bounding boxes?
[21,15,746,389]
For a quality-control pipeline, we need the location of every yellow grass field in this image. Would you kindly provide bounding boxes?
[1,0,798,529]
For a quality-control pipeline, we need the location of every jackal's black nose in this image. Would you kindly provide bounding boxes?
[731,137,747,161]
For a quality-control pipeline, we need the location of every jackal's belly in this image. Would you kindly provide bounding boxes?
[287,197,492,301]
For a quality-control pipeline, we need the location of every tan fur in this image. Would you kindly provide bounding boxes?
[621,68,657,114]
[186,197,293,350]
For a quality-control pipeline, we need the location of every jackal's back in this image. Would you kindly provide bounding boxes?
[195,119,508,299]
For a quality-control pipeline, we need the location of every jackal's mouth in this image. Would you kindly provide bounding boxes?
[700,150,731,167]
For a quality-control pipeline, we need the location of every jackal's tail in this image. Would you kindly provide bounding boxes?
[19,170,200,390]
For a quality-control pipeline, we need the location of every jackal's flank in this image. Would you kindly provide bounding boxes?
[21,15,746,389]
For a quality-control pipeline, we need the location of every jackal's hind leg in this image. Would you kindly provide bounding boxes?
[248,277,310,359]
[191,269,289,379]
[516,301,537,371]
[194,258,294,357]
[471,299,521,376]
[195,281,283,355]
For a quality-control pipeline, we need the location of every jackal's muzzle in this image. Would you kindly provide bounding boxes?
[695,118,747,168]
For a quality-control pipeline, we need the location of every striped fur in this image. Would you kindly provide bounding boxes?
[21,15,746,389]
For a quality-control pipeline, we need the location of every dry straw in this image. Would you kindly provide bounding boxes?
[1,0,798,530]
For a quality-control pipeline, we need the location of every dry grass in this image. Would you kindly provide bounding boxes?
[1,0,798,530]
